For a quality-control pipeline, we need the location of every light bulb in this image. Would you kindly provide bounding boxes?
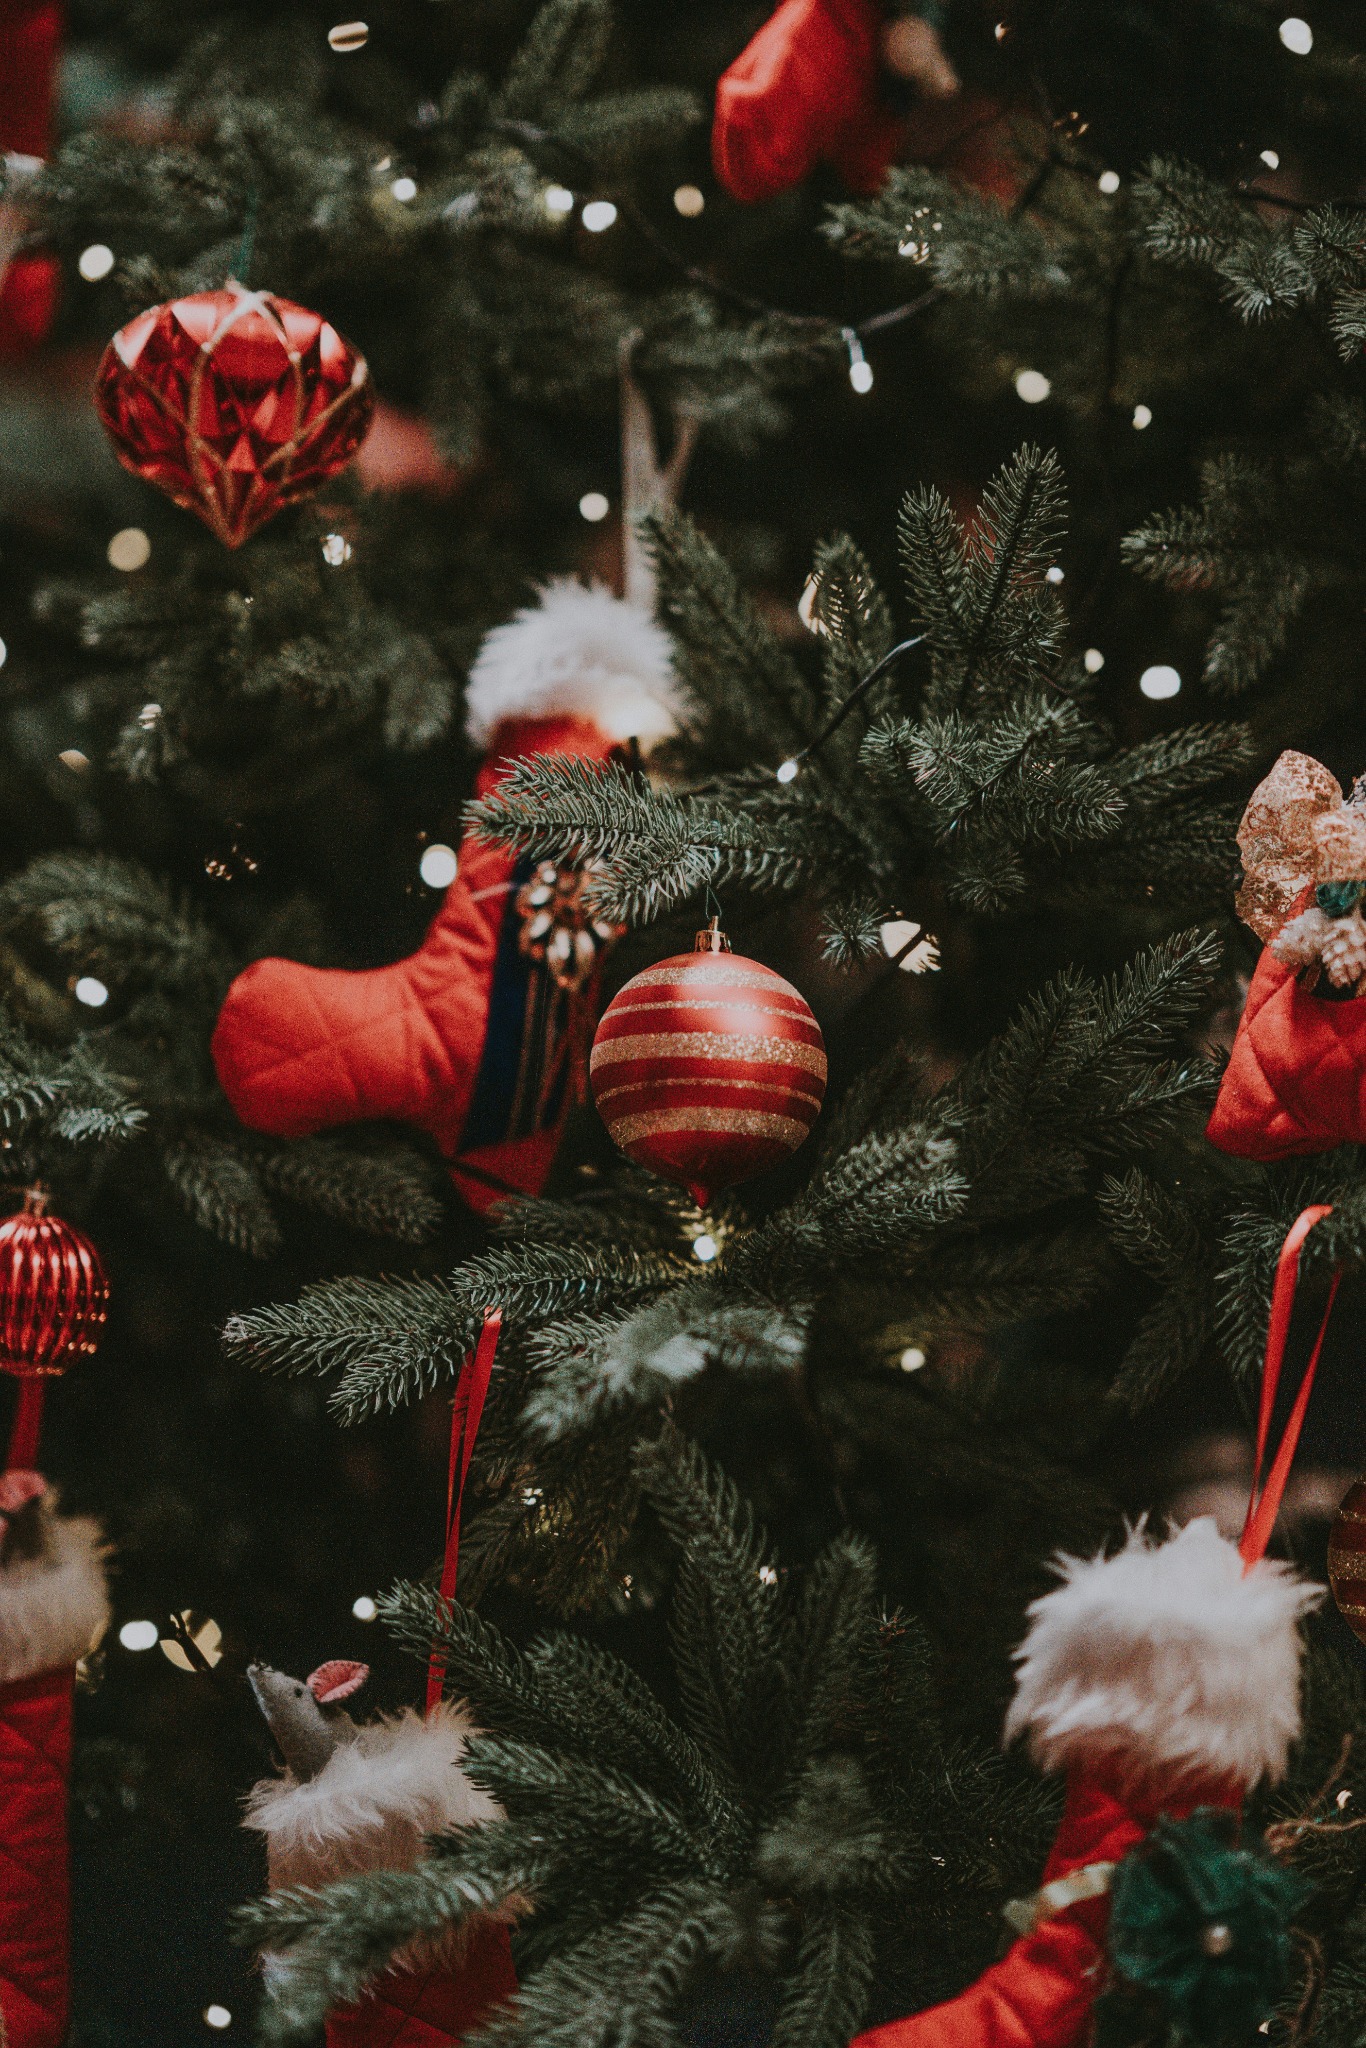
[1140,664,1181,701]
[419,843,458,889]
[78,243,115,282]
[899,1346,926,1372]
[328,20,368,50]
[692,1233,718,1262]
[581,200,617,233]
[673,185,704,217]
[118,1619,159,1651]
[776,759,799,784]
[59,749,89,772]
[1046,565,1064,584]
[1278,17,1312,53]
[204,2008,232,2031]
[757,1564,778,1585]
[544,185,575,216]
[1260,148,1280,169]
[74,976,109,1008]
[1132,403,1153,429]
[1015,369,1051,404]
[849,358,874,394]
[352,1595,378,1622]
[578,491,610,522]
[0,638,7,669]
[390,175,417,202]
[1083,648,1105,674]
[1097,171,1120,194]
[107,527,150,572]
[321,533,352,566]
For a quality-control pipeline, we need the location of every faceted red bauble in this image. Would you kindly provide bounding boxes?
[94,283,374,548]
[590,924,827,1204]
[0,1188,109,1377]
[1329,1477,1366,1644]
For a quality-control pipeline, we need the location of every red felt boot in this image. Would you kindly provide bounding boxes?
[212,582,679,1212]
[246,1668,518,2048]
[0,1,62,361]
[0,1475,109,2048]
[853,1519,1317,2048]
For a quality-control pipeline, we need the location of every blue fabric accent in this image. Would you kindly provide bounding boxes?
[462,859,535,1149]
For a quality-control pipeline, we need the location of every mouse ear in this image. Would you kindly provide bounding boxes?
[307,1659,369,1704]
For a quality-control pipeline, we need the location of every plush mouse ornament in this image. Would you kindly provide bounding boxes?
[851,1519,1318,2048]
[212,582,679,1211]
[0,1472,109,2048]
[246,1659,517,2048]
[1208,750,1366,1161]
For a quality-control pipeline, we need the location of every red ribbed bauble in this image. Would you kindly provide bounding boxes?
[1329,1477,1366,1643]
[0,1187,108,1378]
[589,922,827,1204]
[94,283,374,548]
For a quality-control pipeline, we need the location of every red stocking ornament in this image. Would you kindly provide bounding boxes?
[0,1,61,360]
[246,1662,517,2048]
[212,582,680,1212]
[852,1518,1318,2048]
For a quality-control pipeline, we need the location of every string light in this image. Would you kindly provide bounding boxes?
[1132,403,1152,429]
[578,490,609,522]
[899,1346,926,1372]
[581,200,617,233]
[160,1612,224,1671]
[1015,369,1051,404]
[1083,648,1105,673]
[1046,565,1064,584]
[327,20,368,50]
[1260,149,1281,169]
[1278,17,1312,53]
[204,2007,232,2030]
[138,702,162,729]
[673,185,704,217]
[352,1595,378,1622]
[775,759,798,784]
[107,527,150,571]
[757,1564,778,1586]
[1097,171,1120,194]
[797,575,827,636]
[879,920,941,973]
[118,1619,159,1651]
[321,533,352,566]
[692,1233,718,1262]
[1140,664,1181,701]
[544,185,575,216]
[390,175,417,202]
[78,243,115,282]
[0,639,6,668]
[74,976,109,1008]
[1338,1789,1353,1809]
[419,843,458,889]
[844,329,873,393]
[59,749,89,772]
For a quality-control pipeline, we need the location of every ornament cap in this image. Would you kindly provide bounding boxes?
[694,918,731,955]
[21,1186,49,1218]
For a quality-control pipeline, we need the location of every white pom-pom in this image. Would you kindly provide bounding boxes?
[464,580,680,750]
[1004,1518,1321,1790]
[0,1511,109,1684]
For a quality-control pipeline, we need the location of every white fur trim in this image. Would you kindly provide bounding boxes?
[0,1513,109,1684]
[244,1701,501,1891]
[464,579,680,750]
[1003,1518,1321,1790]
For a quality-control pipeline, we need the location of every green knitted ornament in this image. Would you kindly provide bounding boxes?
[1098,1809,1304,2048]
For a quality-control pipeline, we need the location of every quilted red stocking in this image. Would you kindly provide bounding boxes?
[212,583,679,1213]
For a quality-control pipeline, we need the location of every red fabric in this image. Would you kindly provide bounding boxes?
[325,1923,517,2048]
[0,2,61,360]
[0,1664,75,2048]
[211,715,616,1210]
[712,0,905,202]
[851,1769,1238,2048]
[1207,936,1366,1160]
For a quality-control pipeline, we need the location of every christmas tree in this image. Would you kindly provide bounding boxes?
[3,0,1366,2043]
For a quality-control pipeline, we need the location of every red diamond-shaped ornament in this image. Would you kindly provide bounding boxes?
[94,283,375,548]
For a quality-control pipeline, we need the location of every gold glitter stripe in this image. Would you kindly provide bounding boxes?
[595,1075,826,1112]
[591,1031,827,1077]
[608,1107,811,1146]
[1334,1506,1366,1525]
[627,961,792,991]
[612,992,817,1019]
[1328,1549,1366,1581]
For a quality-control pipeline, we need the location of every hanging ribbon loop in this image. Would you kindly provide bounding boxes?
[1240,1205,1339,1569]
[425,1308,502,1715]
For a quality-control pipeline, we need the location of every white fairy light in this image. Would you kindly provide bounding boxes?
[775,759,799,784]
[328,21,369,50]
[59,749,89,772]
[1140,664,1181,701]
[879,919,941,973]
[118,1619,159,1651]
[390,175,417,202]
[1015,369,1050,404]
[757,1564,778,1586]
[1083,649,1105,674]
[844,329,873,393]
[797,574,827,636]
[673,185,704,217]
[1132,404,1153,429]
[692,1233,718,1262]
[107,527,150,572]
[352,1595,378,1622]
[204,2007,232,2030]
[581,200,618,233]
[321,533,352,566]
[1046,565,1064,584]
[419,843,458,889]
[1097,171,1120,194]
[544,185,575,216]
[899,1346,926,1372]
[74,976,109,1008]
[578,491,610,522]
[138,702,162,728]
[1260,149,1280,169]
[0,639,7,668]
[78,243,115,282]
[1278,17,1312,54]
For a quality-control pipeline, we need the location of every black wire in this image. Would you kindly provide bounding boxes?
[787,633,926,767]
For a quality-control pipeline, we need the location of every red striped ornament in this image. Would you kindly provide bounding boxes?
[0,1188,108,1379]
[589,923,827,1205]
[1329,1477,1366,1644]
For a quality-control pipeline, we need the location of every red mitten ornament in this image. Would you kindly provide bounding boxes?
[1208,750,1366,1160]
[0,1,61,360]
[212,583,679,1211]
[246,1662,516,2048]
[853,1519,1318,2048]
[94,283,374,547]
[0,1477,109,2048]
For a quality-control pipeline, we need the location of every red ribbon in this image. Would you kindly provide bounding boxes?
[5,1379,44,1473]
[1240,1205,1339,1569]
[426,1308,502,1716]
